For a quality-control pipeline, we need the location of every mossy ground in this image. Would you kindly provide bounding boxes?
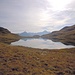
[0,43,75,75]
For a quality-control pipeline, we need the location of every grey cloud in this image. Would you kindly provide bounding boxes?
[0,0,75,33]
[0,0,49,19]
[47,0,75,30]
[66,0,75,10]
[0,0,50,32]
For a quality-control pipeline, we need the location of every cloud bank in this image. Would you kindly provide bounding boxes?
[0,0,75,33]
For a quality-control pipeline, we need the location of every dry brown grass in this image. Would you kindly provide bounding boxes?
[0,33,20,44]
[0,43,75,75]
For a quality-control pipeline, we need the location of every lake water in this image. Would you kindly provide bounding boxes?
[11,38,74,49]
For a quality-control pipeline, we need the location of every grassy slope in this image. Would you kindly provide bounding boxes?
[0,33,20,44]
[42,25,75,45]
[0,43,75,75]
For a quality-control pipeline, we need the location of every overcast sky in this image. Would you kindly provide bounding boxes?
[0,0,75,33]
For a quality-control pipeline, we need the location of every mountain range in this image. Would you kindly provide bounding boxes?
[0,24,75,45]
[19,30,50,36]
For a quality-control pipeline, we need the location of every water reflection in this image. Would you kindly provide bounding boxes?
[50,38,75,46]
[11,38,75,49]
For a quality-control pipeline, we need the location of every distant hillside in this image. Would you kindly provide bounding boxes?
[42,25,75,45]
[0,27,20,44]
[19,30,50,37]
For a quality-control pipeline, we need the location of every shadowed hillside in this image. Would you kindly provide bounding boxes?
[0,27,11,34]
[42,25,75,45]
[0,27,20,44]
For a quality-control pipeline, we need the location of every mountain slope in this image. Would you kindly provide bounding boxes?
[42,25,75,45]
[0,27,11,34]
[0,27,20,44]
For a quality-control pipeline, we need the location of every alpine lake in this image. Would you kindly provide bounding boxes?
[11,38,75,49]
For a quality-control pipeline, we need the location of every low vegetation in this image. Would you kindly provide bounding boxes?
[0,33,20,44]
[0,27,20,44]
[0,43,75,75]
[0,26,75,75]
